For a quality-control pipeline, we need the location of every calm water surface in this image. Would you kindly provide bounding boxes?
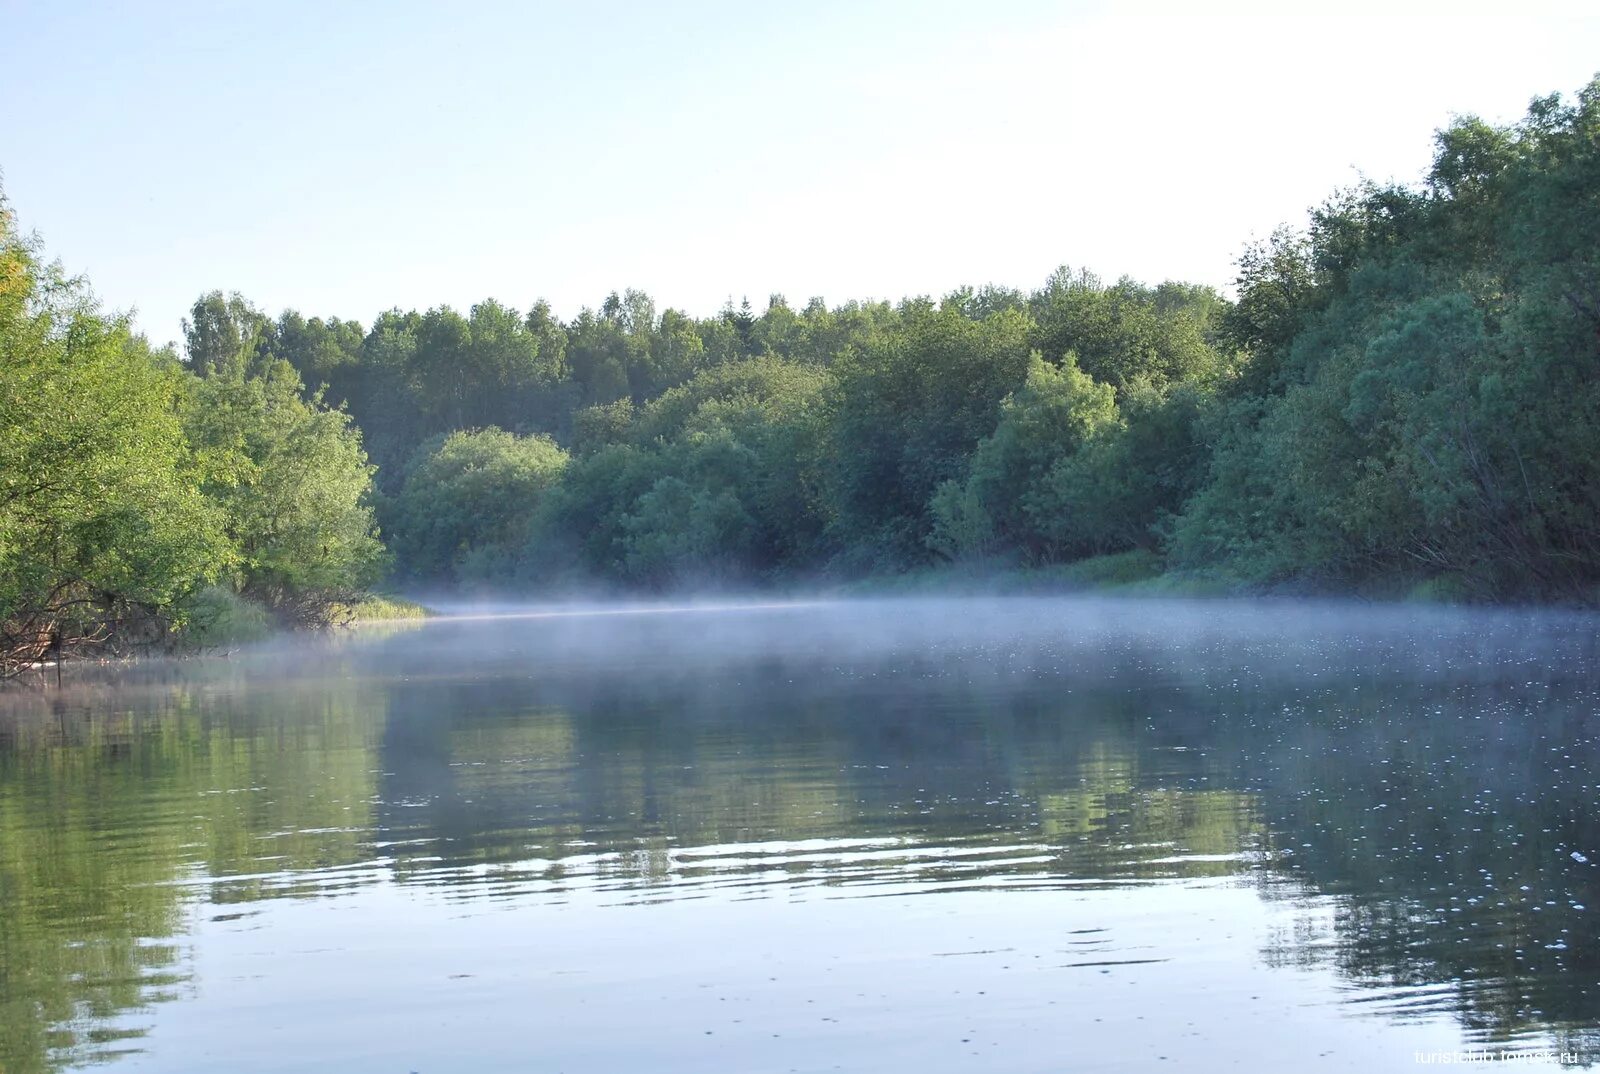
[2,597,1598,1072]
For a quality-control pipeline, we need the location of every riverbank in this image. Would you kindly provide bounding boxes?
[174,587,432,650]
[834,550,1582,607]
[401,550,1594,616]
[0,591,434,688]
[6,566,1591,690]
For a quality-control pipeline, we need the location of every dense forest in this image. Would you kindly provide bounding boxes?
[3,80,1598,669]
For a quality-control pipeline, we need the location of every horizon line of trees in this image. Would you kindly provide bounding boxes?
[4,76,1599,670]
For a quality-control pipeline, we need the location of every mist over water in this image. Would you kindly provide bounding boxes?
[2,596,1598,1072]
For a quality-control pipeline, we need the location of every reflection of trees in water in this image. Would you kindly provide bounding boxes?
[367,633,1600,1056]
[0,705,192,1074]
[1229,670,1600,1056]
[3,606,1599,1070]
[0,672,385,1073]
[371,659,1265,900]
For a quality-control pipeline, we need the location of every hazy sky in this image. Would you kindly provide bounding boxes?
[3,1,1598,347]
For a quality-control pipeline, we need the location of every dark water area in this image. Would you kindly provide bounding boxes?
[1,597,1598,1072]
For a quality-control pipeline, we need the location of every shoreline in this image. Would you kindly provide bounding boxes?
[4,581,1595,693]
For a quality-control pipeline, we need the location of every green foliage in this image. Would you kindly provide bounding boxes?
[0,204,228,672]
[824,303,1034,563]
[184,355,385,622]
[183,585,275,648]
[0,203,392,668]
[1218,228,1317,393]
[526,444,646,582]
[621,476,756,583]
[182,290,271,376]
[1170,78,1600,600]
[572,398,635,455]
[338,594,431,621]
[1031,267,1225,389]
[389,428,568,586]
[926,479,999,565]
[1036,379,1209,556]
[627,356,827,446]
[526,358,830,587]
[928,355,1117,561]
[1049,548,1164,588]
[271,309,367,410]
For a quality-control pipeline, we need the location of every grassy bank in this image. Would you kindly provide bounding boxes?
[337,594,433,623]
[838,551,1514,607]
[178,588,431,651]
[839,551,1224,598]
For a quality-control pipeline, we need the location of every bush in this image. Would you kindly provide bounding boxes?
[182,586,275,648]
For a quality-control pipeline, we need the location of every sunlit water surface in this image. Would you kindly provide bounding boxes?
[2,597,1598,1072]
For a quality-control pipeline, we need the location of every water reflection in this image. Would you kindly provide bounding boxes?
[0,598,1597,1071]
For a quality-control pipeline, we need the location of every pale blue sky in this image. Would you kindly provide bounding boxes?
[3,1,1598,346]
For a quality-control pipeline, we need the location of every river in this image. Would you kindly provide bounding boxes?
[1,597,1596,1071]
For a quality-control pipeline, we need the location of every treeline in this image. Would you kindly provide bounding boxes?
[4,79,1598,665]
[265,79,1597,601]
[188,268,1225,588]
